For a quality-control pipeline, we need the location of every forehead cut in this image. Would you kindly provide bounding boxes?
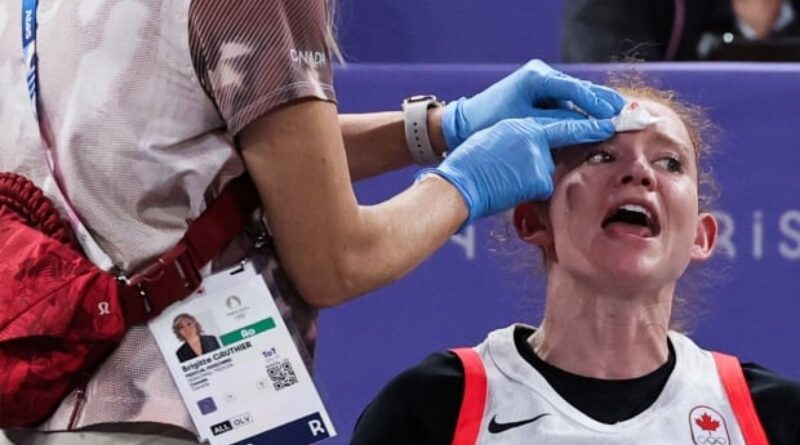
[635,98,694,156]
[613,83,713,162]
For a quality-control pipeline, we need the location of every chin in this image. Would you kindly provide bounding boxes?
[589,253,670,290]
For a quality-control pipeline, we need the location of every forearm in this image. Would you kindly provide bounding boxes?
[340,107,446,181]
[272,174,466,307]
[240,101,464,308]
[332,174,465,303]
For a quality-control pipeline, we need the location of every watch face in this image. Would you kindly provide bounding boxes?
[404,95,437,104]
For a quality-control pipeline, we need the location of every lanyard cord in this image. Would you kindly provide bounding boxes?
[21,0,40,120]
[20,0,115,271]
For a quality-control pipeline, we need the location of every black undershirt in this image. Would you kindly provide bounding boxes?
[352,326,800,445]
[516,327,675,423]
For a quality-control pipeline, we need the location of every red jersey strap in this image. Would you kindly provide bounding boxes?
[450,347,488,445]
[712,351,770,445]
[119,175,259,325]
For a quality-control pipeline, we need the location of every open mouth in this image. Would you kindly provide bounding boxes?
[601,203,660,238]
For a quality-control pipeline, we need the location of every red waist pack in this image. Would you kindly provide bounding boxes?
[0,174,125,427]
[0,173,257,427]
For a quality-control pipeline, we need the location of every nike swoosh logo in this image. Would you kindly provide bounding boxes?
[488,413,550,433]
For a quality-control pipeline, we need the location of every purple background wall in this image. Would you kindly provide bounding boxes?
[312,63,800,444]
[336,1,563,63]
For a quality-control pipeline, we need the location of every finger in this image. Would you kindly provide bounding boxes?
[542,119,615,148]
[540,75,618,119]
[525,117,560,126]
[589,84,626,114]
[529,109,589,121]
[522,59,555,75]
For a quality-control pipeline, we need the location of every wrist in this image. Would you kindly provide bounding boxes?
[402,95,447,165]
[415,168,476,233]
[427,106,448,158]
[442,99,467,150]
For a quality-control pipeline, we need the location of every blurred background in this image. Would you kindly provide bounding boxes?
[335,1,563,63]
[335,0,800,64]
[314,1,800,443]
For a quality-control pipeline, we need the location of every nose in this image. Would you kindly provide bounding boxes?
[619,157,656,190]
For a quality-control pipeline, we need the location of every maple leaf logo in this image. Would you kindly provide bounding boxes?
[695,413,720,432]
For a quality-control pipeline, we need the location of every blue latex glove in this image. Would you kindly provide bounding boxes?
[420,117,615,229]
[441,59,625,149]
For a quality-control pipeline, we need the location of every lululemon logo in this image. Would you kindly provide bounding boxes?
[98,301,111,316]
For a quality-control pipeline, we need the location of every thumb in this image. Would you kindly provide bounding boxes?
[542,119,615,148]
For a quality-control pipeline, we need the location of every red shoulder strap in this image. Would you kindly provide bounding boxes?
[120,175,259,324]
[712,351,770,445]
[450,348,488,445]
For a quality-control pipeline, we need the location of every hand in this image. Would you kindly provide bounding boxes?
[441,59,624,149]
[421,117,615,229]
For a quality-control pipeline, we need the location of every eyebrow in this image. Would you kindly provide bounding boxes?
[648,130,694,158]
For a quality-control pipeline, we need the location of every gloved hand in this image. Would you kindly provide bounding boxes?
[441,59,625,149]
[420,117,615,229]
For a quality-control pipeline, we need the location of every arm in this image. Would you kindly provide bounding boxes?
[339,58,625,181]
[240,100,615,308]
[189,2,623,306]
[352,353,463,445]
[239,100,465,307]
[339,107,446,181]
[743,363,800,445]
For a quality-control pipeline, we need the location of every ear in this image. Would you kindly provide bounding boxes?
[691,212,718,261]
[513,203,553,247]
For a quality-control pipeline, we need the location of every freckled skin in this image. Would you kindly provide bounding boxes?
[539,98,709,294]
[514,96,718,380]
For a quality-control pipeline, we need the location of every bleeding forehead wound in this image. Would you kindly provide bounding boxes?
[612,101,662,133]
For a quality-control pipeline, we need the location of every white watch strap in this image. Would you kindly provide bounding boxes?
[402,97,444,165]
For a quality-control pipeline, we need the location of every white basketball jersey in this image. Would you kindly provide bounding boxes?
[471,325,746,445]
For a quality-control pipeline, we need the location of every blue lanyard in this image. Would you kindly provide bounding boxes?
[16,0,116,271]
[22,0,40,121]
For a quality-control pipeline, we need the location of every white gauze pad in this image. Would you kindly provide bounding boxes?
[612,101,661,132]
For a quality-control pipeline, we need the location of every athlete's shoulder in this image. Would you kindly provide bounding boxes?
[404,351,467,381]
[351,352,464,445]
[743,362,800,445]
[376,351,466,400]
[744,362,800,406]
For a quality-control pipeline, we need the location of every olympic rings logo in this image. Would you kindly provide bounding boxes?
[696,436,728,445]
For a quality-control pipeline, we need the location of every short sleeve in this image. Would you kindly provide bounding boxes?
[189,0,337,136]
[352,352,464,445]
[743,363,800,445]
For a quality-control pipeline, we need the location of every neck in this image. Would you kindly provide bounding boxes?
[530,267,674,379]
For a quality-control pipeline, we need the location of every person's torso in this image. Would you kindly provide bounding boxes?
[472,325,747,444]
[0,0,236,273]
[0,0,317,433]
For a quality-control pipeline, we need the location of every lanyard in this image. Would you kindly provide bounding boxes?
[21,0,40,121]
[20,0,115,271]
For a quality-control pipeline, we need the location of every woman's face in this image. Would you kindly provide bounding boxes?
[176,318,199,339]
[520,97,717,290]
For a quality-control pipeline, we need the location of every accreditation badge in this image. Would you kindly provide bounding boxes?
[149,261,336,445]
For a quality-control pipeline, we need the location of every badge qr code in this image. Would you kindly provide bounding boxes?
[267,359,299,390]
